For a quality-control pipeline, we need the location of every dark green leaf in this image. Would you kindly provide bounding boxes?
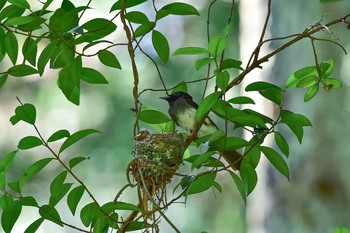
[8,64,38,76]
[57,61,80,105]
[20,158,53,187]
[0,0,6,10]
[4,31,18,64]
[5,15,36,26]
[243,146,261,168]
[41,0,54,12]
[1,200,22,233]
[114,202,143,212]
[8,181,21,193]
[18,136,43,150]
[22,37,37,66]
[208,36,227,57]
[259,88,284,105]
[139,109,170,124]
[97,50,121,69]
[216,70,230,91]
[49,171,72,206]
[0,74,8,88]
[76,18,117,44]
[82,18,113,31]
[245,81,281,92]
[59,129,100,153]
[196,91,221,122]
[67,186,84,215]
[173,47,209,56]
[156,2,199,20]
[190,151,216,170]
[209,137,249,151]
[185,154,224,168]
[69,156,88,169]
[304,83,319,102]
[38,41,58,75]
[39,205,63,226]
[228,171,246,203]
[133,22,155,38]
[152,30,170,63]
[0,5,25,22]
[221,58,243,70]
[80,202,100,227]
[228,96,255,105]
[0,150,17,173]
[280,110,312,127]
[195,57,213,71]
[286,66,318,89]
[0,194,13,209]
[47,129,70,142]
[187,173,216,195]
[274,132,289,157]
[81,67,108,84]
[239,159,257,195]
[0,172,6,191]
[8,0,30,9]
[125,221,152,232]
[19,196,38,207]
[24,218,44,233]
[110,0,148,11]
[125,11,149,24]
[260,146,289,180]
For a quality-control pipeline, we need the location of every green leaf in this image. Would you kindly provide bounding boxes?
[80,202,100,227]
[110,0,148,11]
[18,136,43,150]
[22,36,38,66]
[208,36,227,57]
[245,81,281,92]
[59,129,100,154]
[4,31,18,64]
[113,202,143,212]
[39,205,63,226]
[0,74,8,88]
[228,171,246,204]
[125,221,152,232]
[173,47,209,56]
[259,88,284,105]
[322,78,343,91]
[296,75,318,88]
[187,173,216,195]
[67,186,85,215]
[0,194,13,209]
[320,59,334,78]
[172,81,187,93]
[69,156,88,169]
[221,58,243,71]
[190,151,216,170]
[216,70,230,91]
[15,102,36,122]
[196,91,221,122]
[0,150,17,173]
[50,171,72,206]
[38,41,58,75]
[57,60,80,105]
[228,96,255,105]
[97,50,121,69]
[81,67,108,84]
[139,109,170,124]
[8,64,38,77]
[260,146,289,180]
[156,2,199,20]
[304,83,319,102]
[286,66,318,89]
[1,200,22,233]
[4,15,36,26]
[280,110,312,143]
[209,137,249,151]
[24,218,44,233]
[239,160,258,195]
[8,0,30,9]
[125,11,149,24]
[195,57,213,71]
[77,18,117,44]
[20,158,53,187]
[152,30,170,63]
[47,129,70,142]
[19,196,38,207]
[274,132,289,157]
[333,226,350,233]
[133,22,155,38]
[8,181,21,193]
[185,154,224,168]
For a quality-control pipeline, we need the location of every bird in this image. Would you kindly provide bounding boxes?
[160,91,242,170]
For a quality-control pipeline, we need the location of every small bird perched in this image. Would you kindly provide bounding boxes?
[160,91,242,170]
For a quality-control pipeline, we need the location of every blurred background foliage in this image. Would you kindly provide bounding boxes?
[0,0,349,232]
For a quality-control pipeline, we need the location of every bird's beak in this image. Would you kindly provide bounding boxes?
[159,96,170,100]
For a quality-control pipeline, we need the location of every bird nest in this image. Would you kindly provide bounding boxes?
[129,131,186,192]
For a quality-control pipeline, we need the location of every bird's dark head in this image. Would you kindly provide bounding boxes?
[159,92,193,106]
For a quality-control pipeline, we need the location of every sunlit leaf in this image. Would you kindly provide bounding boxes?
[208,36,227,57]
[195,57,213,71]
[286,66,317,89]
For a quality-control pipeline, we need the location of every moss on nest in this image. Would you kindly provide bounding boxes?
[130,131,186,190]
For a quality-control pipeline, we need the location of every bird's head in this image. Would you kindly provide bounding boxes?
[159,92,193,106]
